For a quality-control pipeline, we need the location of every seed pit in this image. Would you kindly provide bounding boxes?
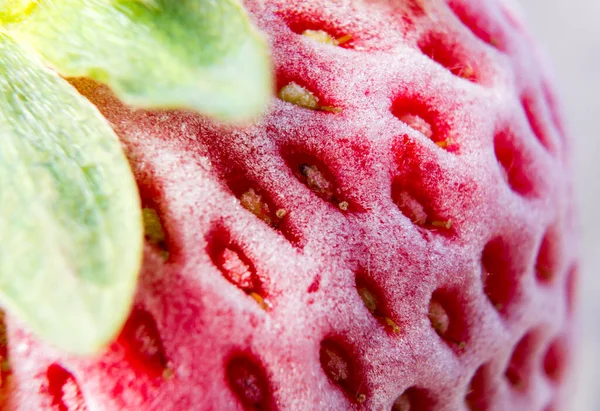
[282,149,356,212]
[465,364,491,411]
[535,229,560,283]
[207,228,271,310]
[543,336,568,383]
[355,272,401,334]
[504,330,541,390]
[46,364,87,411]
[481,238,515,312]
[320,338,366,404]
[447,0,506,50]
[391,97,456,151]
[225,174,302,246]
[428,290,468,348]
[392,177,453,234]
[392,387,434,411]
[226,354,272,410]
[392,136,455,235]
[494,129,536,196]
[418,32,479,82]
[522,93,554,152]
[118,307,169,379]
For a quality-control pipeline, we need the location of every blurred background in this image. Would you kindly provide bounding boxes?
[519,0,600,409]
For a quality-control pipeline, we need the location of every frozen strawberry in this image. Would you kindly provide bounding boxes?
[1,0,576,410]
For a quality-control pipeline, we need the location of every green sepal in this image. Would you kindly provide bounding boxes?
[0,30,143,355]
[11,0,273,120]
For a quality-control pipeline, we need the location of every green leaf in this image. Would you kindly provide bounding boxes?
[0,30,142,355]
[10,0,272,120]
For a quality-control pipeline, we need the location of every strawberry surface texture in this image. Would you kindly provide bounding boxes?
[0,0,578,410]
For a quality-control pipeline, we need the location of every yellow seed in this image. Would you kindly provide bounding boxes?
[435,137,454,149]
[431,219,452,229]
[357,287,377,314]
[335,34,353,46]
[385,317,401,334]
[302,30,352,47]
[142,208,166,245]
[279,82,319,110]
[322,346,350,382]
[240,188,272,225]
[429,300,450,335]
[459,64,474,79]
[356,393,367,403]
[279,82,340,113]
[275,208,287,219]
[319,105,343,113]
[300,164,334,199]
[338,201,349,211]
[302,29,338,45]
[162,368,174,380]
[250,292,270,310]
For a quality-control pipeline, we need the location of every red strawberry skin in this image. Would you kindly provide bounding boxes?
[1,0,577,410]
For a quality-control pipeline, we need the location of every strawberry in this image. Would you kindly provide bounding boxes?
[0,0,577,410]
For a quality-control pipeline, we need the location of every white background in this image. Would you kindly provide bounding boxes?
[519,0,599,409]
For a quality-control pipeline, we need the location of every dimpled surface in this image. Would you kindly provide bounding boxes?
[0,0,577,410]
